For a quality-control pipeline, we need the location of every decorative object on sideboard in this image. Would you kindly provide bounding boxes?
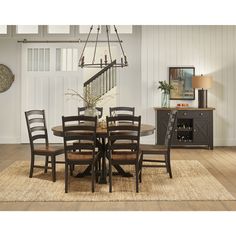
[176,103,189,107]
[78,25,128,68]
[155,81,174,108]
[169,67,195,100]
[0,64,14,93]
[192,74,212,108]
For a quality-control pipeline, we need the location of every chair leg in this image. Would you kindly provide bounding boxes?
[139,153,143,183]
[98,158,101,171]
[95,160,99,183]
[44,155,49,173]
[51,156,56,182]
[135,163,139,193]
[92,163,95,193]
[109,159,112,193]
[69,164,73,176]
[167,153,172,178]
[29,154,35,178]
[65,163,68,193]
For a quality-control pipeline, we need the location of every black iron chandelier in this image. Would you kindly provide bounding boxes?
[78,25,128,68]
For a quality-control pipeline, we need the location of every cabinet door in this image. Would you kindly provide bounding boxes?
[193,119,209,145]
[156,111,169,145]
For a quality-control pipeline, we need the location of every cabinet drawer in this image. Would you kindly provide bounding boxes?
[177,110,209,119]
[177,110,192,118]
[193,111,209,119]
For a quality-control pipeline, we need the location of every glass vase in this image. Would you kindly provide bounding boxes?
[161,92,170,108]
[84,106,98,117]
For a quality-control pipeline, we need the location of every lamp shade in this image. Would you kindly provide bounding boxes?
[192,75,212,89]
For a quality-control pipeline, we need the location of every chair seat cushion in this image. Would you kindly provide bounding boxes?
[34,145,64,155]
[140,144,168,154]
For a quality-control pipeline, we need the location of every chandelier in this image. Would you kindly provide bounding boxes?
[78,25,128,68]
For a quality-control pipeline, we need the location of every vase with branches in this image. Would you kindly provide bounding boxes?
[155,81,174,107]
[65,87,103,117]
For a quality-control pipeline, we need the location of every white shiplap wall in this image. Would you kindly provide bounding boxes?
[141,25,236,146]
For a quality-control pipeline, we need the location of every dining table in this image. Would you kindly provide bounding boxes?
[52,123,155,184]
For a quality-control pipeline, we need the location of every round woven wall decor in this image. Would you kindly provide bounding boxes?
[0,64,15,93]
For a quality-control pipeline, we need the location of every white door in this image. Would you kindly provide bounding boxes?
[21,43,83,143]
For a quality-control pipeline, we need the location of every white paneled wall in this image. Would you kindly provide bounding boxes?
[141,25,236,146]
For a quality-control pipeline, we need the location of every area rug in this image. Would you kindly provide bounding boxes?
[0,160,234,201]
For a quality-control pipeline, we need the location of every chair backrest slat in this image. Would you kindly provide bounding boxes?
[63,125,95,132]
[110,143,138,151]
[108,125,140,132]
[28,118,44,124]
[109,134,139,141]
[30,126,46,132]
[32,134,47,141]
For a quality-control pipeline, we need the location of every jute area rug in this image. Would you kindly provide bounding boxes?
[0,160,234,202]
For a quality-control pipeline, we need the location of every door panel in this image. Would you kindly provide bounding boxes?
[193,119,209,145]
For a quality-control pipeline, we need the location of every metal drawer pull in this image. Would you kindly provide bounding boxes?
[175,129,177,132]
[167,112,170,115]
[194,129,196,132]
[200,112,203,116]
[184,112,187,116]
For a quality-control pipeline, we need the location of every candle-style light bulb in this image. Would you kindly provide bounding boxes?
[100,58,103,68]
[124,55,127,65]
[81,56,85,67]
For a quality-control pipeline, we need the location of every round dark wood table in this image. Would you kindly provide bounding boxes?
[52,124,155,138]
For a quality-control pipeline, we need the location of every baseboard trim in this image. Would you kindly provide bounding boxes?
[214,139,236,146]
[0,137,21,144]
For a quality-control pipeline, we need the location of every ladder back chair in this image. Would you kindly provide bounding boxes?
[25,110,64,182]
[109,106,135,117]
[140,110,177,179]
[106,115,141,193]
[62,115,99,193]
[77,106,103,171]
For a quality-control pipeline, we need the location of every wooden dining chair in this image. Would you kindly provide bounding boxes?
[77,106,103,172]
[109,106,135,117]
[62,115,99,193]
[25,110,64,182]
[78,107,103,119]
[106,115,142,193]
[140,110,177,179]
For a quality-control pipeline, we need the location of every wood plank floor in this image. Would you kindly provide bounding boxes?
[0,144,236,211]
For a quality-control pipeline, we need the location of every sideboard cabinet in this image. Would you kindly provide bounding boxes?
[154,107,215,149]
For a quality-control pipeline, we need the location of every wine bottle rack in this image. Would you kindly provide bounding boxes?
[176,118,193,143]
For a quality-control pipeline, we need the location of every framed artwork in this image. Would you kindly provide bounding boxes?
[169,67,195,100]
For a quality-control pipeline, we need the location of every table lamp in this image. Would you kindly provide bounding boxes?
[192,74,212,108]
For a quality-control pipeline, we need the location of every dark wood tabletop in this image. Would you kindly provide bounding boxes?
[51,124,155,137]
